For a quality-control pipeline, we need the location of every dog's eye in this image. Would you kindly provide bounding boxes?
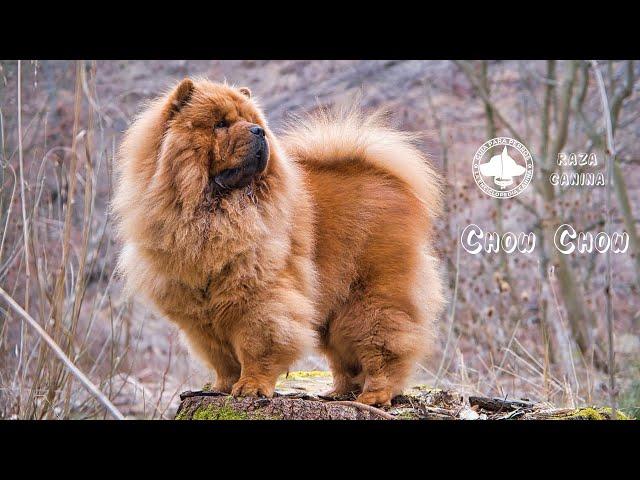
[214,119,228,129]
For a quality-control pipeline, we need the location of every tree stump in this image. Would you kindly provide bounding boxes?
[175,371,630,420]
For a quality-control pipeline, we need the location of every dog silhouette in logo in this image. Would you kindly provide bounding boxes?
[479,146,526,189]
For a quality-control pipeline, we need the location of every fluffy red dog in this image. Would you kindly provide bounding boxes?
[113,78,444,405]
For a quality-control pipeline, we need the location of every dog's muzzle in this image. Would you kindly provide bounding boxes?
[213,128,269,191]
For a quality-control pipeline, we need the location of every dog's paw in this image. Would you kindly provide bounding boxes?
[356,389,392,407]
[231,377,274,398]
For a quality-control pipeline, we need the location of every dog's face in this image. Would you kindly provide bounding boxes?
[158,79,271,212]
[115,78,292,259]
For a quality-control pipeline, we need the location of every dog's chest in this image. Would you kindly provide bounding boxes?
[155,246,273,323]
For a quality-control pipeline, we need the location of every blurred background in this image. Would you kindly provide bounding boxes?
[0,60,638,419]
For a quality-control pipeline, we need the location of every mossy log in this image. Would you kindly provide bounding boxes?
[175,371,630,420]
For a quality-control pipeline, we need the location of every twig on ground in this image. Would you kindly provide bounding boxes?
[327,400,397,420]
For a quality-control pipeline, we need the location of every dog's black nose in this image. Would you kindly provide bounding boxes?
[250,125,265,137]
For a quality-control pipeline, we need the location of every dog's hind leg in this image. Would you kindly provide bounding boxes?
[323,289,427,406]
[355,304,424,406]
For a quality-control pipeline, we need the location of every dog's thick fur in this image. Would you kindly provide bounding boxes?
[113,78,444,405]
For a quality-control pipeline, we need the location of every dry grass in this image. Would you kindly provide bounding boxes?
[0,61,190,419]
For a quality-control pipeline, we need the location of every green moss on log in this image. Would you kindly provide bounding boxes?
[564,407,630,420]
[177,398,250,420]
[176,397,281,420]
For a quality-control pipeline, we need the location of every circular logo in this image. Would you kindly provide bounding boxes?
[472,137,533,199]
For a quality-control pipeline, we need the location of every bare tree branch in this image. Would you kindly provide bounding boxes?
[539,61,595,363]
[540,60,556,169]
[550,61,578,160]
[590,60,618,419]
[453,60,526,144]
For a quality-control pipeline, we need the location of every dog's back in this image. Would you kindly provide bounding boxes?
[281,108,445,404]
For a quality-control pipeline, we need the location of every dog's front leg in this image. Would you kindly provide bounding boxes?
[230,314,307,398]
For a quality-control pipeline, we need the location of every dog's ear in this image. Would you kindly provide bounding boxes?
[166,78,194,118]
[238,86,252,99]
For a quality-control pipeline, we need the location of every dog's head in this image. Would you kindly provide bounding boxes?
[158,79,273,207]
[114,78,290,256]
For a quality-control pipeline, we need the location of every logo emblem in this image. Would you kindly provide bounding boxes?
[472,137,533,198]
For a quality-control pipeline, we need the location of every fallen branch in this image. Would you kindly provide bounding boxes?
[469,396,536,412]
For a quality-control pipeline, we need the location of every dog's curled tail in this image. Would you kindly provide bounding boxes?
[280,106,442,218]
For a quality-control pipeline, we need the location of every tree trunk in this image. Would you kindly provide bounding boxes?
[174,371,628,420]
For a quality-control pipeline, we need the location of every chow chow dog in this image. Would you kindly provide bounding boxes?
[113,78,444,405]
